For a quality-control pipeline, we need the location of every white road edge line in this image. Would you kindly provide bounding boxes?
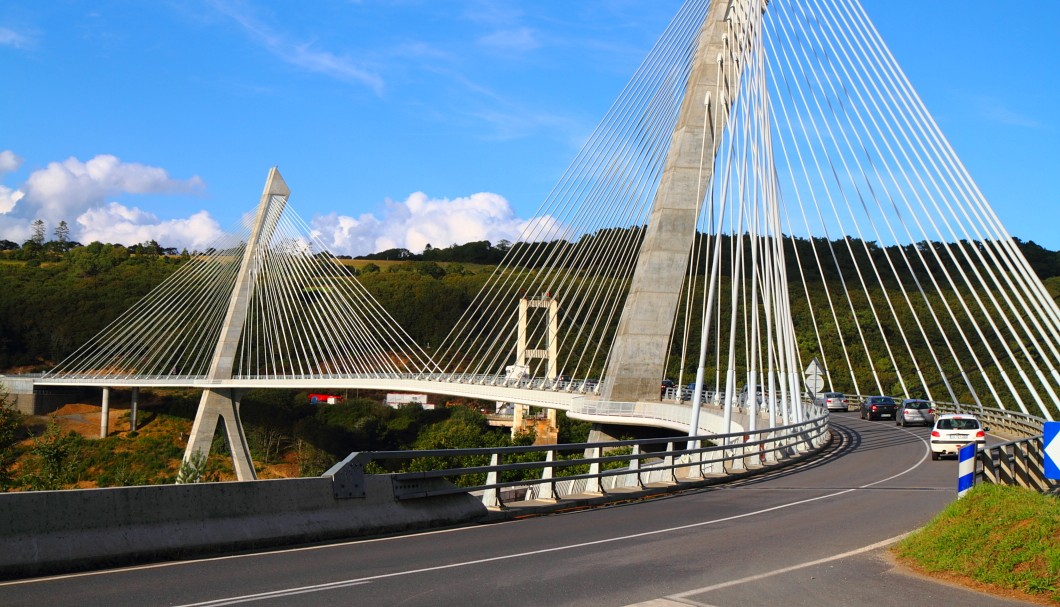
[0,426,859,589]
[170,488,864,607]
[666,532,912,600]
[6,419,940,607]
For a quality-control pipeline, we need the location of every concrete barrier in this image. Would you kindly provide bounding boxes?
[0,475,487,579]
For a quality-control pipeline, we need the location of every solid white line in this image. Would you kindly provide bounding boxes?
[666,532,912,599]
[8,420,939,607]
[172,489,864,607]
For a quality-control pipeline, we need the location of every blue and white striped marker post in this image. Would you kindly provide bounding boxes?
[957,443,976,498]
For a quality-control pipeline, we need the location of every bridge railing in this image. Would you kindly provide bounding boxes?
[925,401,1058,495]
[930,402,1046,440]
[325,413,830,508]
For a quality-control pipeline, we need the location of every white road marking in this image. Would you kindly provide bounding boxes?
[7,418,941,607]
[664,532,911,600]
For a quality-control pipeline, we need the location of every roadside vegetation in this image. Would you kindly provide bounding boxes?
[0,385,592,491]
[2,230,1059,596]
[894,483,1060,604]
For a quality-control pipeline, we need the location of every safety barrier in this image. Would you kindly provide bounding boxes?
[928,403,1058,495]
[325,412,831,508]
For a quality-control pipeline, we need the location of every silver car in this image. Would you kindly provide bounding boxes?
[816,392,849,412]
[896,399,934,427]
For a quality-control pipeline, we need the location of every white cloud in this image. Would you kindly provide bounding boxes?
[0,188,23,215]
[210,1,384,95]
[0,150,22,174]
[310,191,562,257]
[15,154,203,223]
[0,150,24,214]
[0,153,211,246]
[77,203,224,251]
[478,28,541,53]
[0,26,33,50]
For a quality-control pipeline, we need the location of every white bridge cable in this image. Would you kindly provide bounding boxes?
[45,227,251,379]
[777,0,939,400]
[434,0,712,384]
[825,0,1059,412]
[47,195,437,381]
[808,0,1030,406]
[846,0,1060,412]
[45,0,1059,421]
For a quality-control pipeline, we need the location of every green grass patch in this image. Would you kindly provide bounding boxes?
[894,483,1060,602]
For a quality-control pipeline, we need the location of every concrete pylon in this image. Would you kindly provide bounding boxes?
[180,167,290,482]
[602,0,747,403]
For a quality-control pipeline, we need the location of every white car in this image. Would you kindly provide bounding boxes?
[929,414,987,460]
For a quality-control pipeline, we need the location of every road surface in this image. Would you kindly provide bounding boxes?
[0,413,1033,606]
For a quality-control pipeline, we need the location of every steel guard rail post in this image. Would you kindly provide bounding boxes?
[928,402,1060,495]
[324,413,831,507]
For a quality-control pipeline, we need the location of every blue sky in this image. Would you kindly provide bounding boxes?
[1,1,1057,254]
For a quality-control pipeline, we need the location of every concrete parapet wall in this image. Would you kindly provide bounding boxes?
[0,475,487,579]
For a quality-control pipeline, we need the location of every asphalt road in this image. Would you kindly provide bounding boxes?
[0,413,1034,607]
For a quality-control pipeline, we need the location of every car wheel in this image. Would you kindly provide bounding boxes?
[931,451,939,461]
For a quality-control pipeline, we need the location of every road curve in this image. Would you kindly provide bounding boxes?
[0,413,1034,607]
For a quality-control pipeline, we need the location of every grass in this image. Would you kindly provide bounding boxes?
[894,483,1060,603]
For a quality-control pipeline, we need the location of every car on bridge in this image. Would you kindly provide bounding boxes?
[896,399,934,427]
[860,395,898,420]
[815,392,848,412]
[929,413,987,460]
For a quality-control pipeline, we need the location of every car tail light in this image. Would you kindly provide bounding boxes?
[928,409,934,414]
[976,430,985,439]
[871,405,878,411]
[931,430,940,437]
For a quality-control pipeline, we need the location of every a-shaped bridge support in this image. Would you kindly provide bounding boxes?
[180,168,290,481]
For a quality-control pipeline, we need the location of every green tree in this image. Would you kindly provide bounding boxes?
[0,386,24,491]
[20,421,84,490]
[29,219,46,246]
[54,220,70,244]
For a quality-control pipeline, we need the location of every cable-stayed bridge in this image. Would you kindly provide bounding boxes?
[37,0,1060,481]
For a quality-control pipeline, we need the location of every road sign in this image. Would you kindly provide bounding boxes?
[1044,421,1060,481]
[805,374,824,393]
[804,358,824,377]
[804,358,824,393]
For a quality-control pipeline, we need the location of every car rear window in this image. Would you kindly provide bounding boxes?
[937,418,980,430]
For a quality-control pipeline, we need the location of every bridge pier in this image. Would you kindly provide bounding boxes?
[99,387,110,438]
[130,386,139,432]
[184,388,256,481]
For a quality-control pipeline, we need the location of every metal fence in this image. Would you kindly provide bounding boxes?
[325,413,831,508]
[932,402,1058,495]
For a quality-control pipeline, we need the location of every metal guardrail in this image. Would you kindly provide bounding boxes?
[325,413,831,508]
[932,402,1046,440]
[927,402,1058,495]
[977,436,1059,495]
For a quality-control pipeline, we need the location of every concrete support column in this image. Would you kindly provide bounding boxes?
[100,387,110,439]
[130,387,139,432]
[183,389,256,481]
[511,404,526,439]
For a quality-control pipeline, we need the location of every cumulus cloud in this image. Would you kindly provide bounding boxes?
[77,203,224,251]
[0,150,21,174]
[18,154,204,224]
[0,151,24,214]
[0,152,214,248]
[310,191,562,257]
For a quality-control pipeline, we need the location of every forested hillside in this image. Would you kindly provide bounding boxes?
[2,235,1058,373]
[1,234,1058,488]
